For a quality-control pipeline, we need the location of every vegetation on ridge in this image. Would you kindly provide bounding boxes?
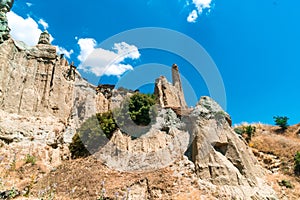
[69,92,157,158]
[273,116,289,131]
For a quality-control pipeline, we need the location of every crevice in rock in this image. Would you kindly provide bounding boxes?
[208,165,213,177]
[0,135,13,144]
[213,142,228,156]
[145,178,152,200]
[50,63,56,89]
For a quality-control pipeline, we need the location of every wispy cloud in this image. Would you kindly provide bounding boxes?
[38,19,49,30]
[77,39,140,77]
[187,0,213,23]
[26,2,33,7]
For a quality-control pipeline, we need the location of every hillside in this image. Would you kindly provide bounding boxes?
[235,123,300,199]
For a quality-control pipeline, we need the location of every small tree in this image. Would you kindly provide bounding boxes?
[244,125,256,143]
[273,116,289,131]
[115,93,157,138]
[69,113,117,159]
[234,125,256,143]
[294,152,300,176]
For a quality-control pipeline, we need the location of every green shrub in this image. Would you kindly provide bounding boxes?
[273,116,289,131]
[234,125,256,143]
[115,93,157,138]
[128,93,156,126]
[25,154,36,165]
[279,179,294,188]
[234,127,244,135]
[69,93,157,158]
[97,111,117,139]
[69,113,117,159]
[294,152,300,176]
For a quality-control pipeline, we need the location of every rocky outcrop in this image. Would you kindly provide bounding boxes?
[154,64,188,110]
[155,76,183,109]
[188,96,277,199]
[172,64,187,109]
[0,38,74,123]
[97,108,189,171]
[0,35,99,175]
[0,8,278,198]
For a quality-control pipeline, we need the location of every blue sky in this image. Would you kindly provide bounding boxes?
[7,0,300,125]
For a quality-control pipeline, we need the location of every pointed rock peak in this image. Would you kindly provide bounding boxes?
[38,30,51,45]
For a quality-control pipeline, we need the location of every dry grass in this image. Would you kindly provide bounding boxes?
[237,123,300,199]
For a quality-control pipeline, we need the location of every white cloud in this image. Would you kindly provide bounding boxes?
[26,3,33,7]
[187,10,198,23]
[77,39,140,77]
[38,19,49,30]
[7,11,42,46]
[55,46,74,59]
[77,38,97,63]
[192,0,212,14]
[7,11,74,60]
[187,0,213,23]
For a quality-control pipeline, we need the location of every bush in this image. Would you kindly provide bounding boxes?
[294,152,300,176]
[273,116,289,131]
[25,154,36,165]
[97,111,117,139]
[234,125,256,143]
[69,113,117,159]
[115,93,157,138]
[69,93,157,158]
[279,179,294,189]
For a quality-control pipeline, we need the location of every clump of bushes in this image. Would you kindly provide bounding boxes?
[69,92,157,158]
[294,151,300,176]
[273,116,289,131]
[234,125,256,143]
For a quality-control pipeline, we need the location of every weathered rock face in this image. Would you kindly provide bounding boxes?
[172,64,187,109]
[154,64,188,109]
[0,25,278,198]
[189,96,277,199]
[155,76,183,109]
[0,39,75,123]
[0,37,99,176]
[95,88,134,114]
[97,108,189,172]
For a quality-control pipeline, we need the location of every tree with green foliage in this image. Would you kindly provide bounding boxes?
[128,93,156,126]
[97,111,117,139]
[294,152,300,176]
[69,92,157,158]
[273,116,289,131]
[69,112,117,158]
[115,93,157,138]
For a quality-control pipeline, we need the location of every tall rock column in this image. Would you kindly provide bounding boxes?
[172,64,187,109]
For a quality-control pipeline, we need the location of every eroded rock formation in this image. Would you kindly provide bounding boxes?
[154,64,188,110]
[0,7,278,198]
